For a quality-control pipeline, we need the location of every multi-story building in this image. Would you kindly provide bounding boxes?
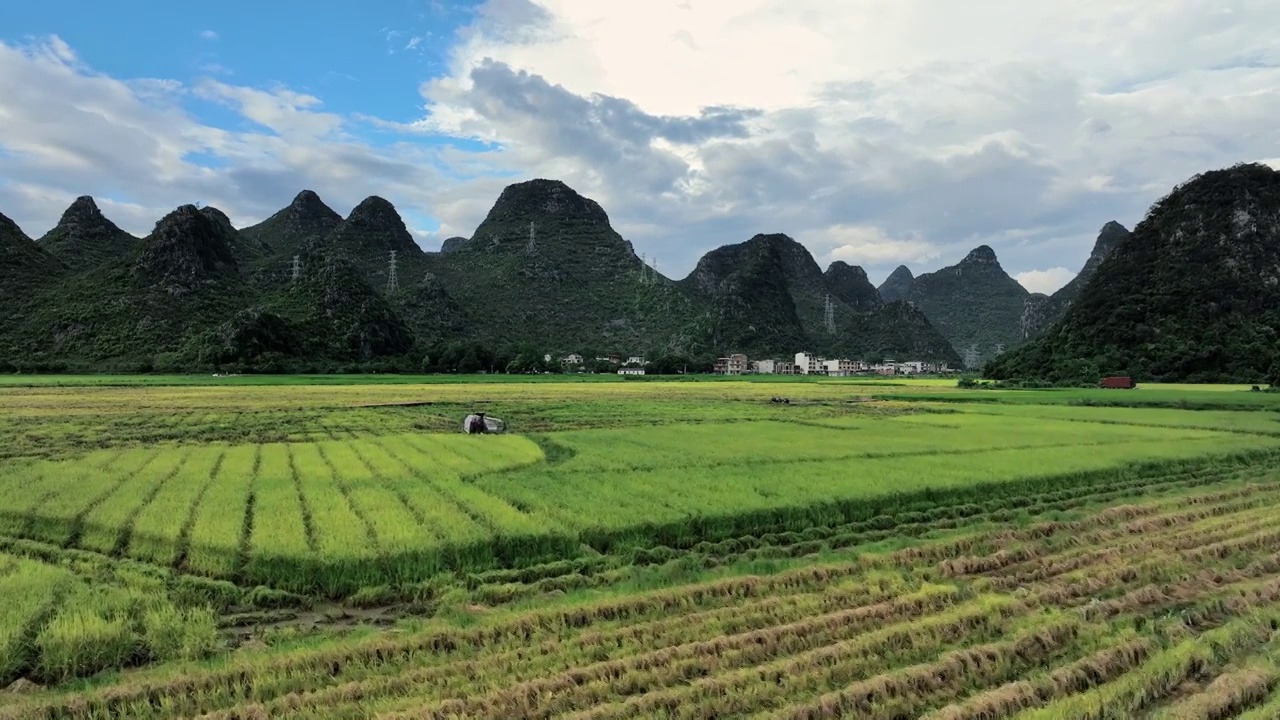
[871,362,897,375]
[794,352,827,375]
[713,353,750,375]
[823,358,860,377]
[753,359,796,375]
[562,353,584,365]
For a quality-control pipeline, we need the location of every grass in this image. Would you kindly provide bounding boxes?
[1,376,1280,716]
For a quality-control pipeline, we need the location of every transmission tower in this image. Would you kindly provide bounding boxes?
[652,258,659,283]
[994,343,1005,356]
[824,294,836,333]
[963,344,980,369]
[527,221,536,255]
[290,255,300,282]
[386,250,399,295]
[640,253,648,284]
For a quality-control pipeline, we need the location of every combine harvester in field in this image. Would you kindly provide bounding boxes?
[463,412,506,434]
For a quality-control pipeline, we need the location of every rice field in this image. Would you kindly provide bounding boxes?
[2,375,1280,718]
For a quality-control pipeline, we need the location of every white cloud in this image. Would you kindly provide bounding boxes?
[817,225,941,265]
[4,1,1280,284]
[1016,267,1076,294]
[410,0,1280,277]
[200,30,219,41]
[0,35,450,240]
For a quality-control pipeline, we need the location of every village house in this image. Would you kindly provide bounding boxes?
[871,362,897,375]
[794,352,828,375]
[617,367,646,376]
[713,353,750,375]
[561,353,584,366]
[625,356,647,366]
[753,359,795,375]
[823,358,861,377]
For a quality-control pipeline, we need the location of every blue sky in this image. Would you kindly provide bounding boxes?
[0,1,1277,289]
[3,1,472,126]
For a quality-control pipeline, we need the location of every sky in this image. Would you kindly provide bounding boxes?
[1,1,1278,293]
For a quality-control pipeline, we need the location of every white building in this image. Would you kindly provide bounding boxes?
[823,358,860,377]
[871,362,897,375]
[714,354,750,375]
[625,356,647,366]
[753,359,795,375]
[561,353,584,365]
[618,367,646,376]
[795,352,827,375]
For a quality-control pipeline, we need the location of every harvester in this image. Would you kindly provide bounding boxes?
[462,412,506,434]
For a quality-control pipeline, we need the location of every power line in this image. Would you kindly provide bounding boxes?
[386,249,399,295]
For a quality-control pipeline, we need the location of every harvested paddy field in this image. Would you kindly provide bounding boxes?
[3,375,1280,718]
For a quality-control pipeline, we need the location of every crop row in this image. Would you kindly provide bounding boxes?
[466,465,1278,605]
[6,467,1280,720]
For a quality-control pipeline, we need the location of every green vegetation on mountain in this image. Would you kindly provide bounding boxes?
[1049,221,1130,311]
[4,206,252,371]
[986,163,1280,384]
[426,179,702,355]
[1,179,962,371]
[876,264,913,303]
[439,235,468,253]
[36,196,138,271]
[240,190,343,260]
[824,261,882,310]
[680,233,960,363]
[906,245,1030,365]
[679,234,807,356]
[0,213,62,359]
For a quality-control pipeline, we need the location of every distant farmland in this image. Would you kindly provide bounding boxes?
[2,376,1280,718]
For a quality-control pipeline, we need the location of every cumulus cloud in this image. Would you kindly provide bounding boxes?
[1016,268,1076,295]
[200,30,219,41]
[3,0,1280,284]
[411,0,1280,277]
[0,36,447,239]
[818,225,941,266]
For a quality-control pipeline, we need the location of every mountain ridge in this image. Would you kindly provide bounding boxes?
[0,177,1140,372]
[986,163,1280,384]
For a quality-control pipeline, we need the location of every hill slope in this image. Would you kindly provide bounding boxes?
[37,197,138,271]
[1049,221,1130,312]
[986,163,1280,383]
[824,261,882,310]
[12,206,250,368]
[681,234,960,362]
[428,179,702,354]
[0,180,967,370]
[241,190,343,259]
[907,246,1029,365]
[877,265,914,303]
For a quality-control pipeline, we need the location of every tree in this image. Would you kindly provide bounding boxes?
[458,347,482,374]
